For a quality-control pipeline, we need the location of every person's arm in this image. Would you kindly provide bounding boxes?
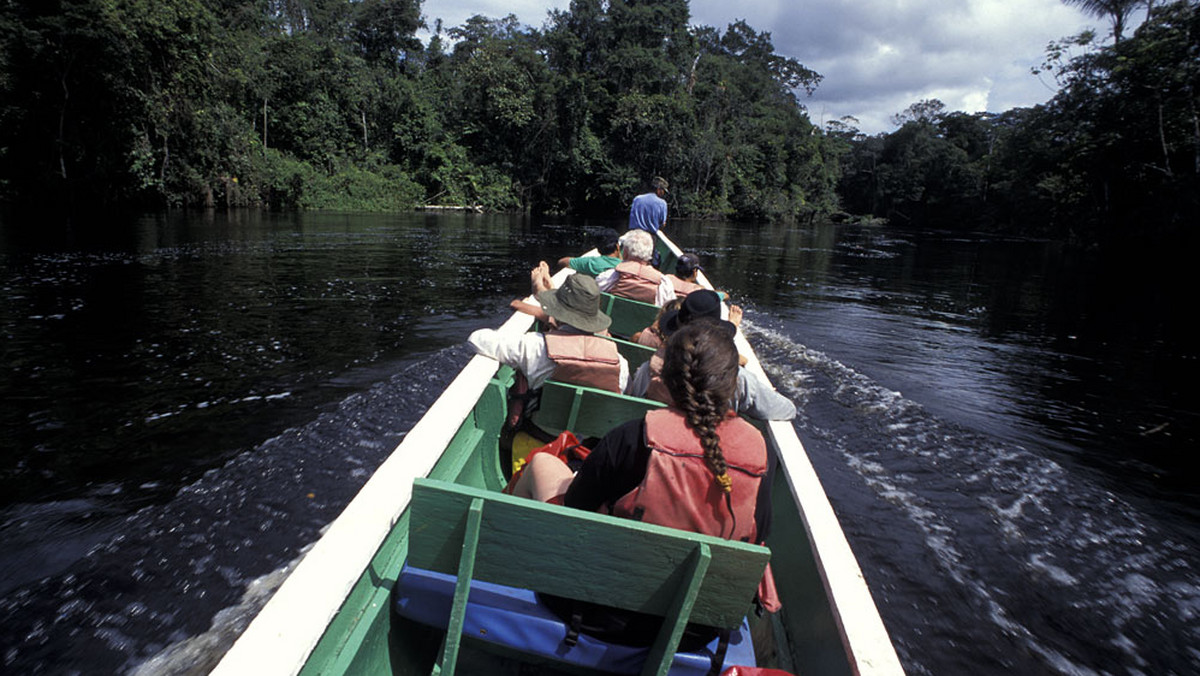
[654,275,676,307]
[626,361,652,397]
[556,256,574,270]
[467,330,555,389]
[617,354,630,392]
[509,299,550,324]
[735,368,796,421]
[595,267,616,291]
[563,419,647,512]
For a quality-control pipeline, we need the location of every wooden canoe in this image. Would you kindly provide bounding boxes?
[212,232,903,675]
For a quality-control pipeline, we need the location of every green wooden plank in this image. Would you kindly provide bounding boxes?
[438,498,484,675]
[643,543,712,676]
[602,292,659,339]
[565,389,583,431]
[532,380,665,440]
[409,479,766,628]
[603,334,657,371]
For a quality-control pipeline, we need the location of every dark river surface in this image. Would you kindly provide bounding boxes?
[0,211,1195,674]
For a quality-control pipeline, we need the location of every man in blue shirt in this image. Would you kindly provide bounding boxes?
[628,177,669,235]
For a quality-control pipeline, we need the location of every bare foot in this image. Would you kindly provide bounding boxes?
[531,262,554,294]
[728,304,743,327]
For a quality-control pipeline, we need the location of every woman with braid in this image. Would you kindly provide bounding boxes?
[513,319,775,579]
[512,320,779,645]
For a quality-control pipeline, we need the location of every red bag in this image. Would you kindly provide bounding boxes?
[503,430,590,495]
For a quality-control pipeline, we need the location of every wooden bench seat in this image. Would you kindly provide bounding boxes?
[395,478,769,675]
[531,379,665,440]
[601,292,660,339]
[606,332,658,371]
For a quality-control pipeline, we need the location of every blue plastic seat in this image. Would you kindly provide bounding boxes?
[394,564,756,676]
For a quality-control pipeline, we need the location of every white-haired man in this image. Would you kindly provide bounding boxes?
[595,230,675,307]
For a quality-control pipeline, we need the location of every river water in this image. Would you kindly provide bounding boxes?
[0,211,1195,674]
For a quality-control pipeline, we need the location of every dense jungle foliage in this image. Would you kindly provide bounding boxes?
[0,0,834,219]
[836,1,1199,243]
[1,0,1196,244]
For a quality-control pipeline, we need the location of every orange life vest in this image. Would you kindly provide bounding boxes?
[543,331,622,393]
[609,261,662,304]
[610,408,766,543]
[666,274,704,299]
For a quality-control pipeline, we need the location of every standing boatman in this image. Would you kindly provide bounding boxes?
[628,176,669,235]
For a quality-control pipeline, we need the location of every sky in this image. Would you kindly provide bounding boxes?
[417,0,1112,135]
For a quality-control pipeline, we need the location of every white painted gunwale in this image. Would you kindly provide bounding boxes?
[212,264,573,676]
[213,237,903,675]
[657,232,903,675]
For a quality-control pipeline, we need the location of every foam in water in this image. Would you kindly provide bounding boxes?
[744,321,1200,674]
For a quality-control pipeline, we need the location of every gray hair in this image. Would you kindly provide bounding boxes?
[619,229,654,262]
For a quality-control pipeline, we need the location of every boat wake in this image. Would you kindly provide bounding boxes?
[744,320,1200,675]
[0,346,474,675]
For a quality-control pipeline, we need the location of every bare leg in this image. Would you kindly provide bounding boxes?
[511,452,575,502]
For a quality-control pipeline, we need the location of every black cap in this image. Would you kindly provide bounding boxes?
[676,253,702,278]
[661,290,734,337]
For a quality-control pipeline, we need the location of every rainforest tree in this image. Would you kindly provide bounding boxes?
[0,0,837,220]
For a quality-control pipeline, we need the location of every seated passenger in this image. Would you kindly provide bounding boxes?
[665,253,705,299]
[595,230,675,307]
[468,271,630,393]
[556,228,621,277]
[513,320,772,541]
[627,291,795,421]
[630,298,682,350]
[665,253,728,301]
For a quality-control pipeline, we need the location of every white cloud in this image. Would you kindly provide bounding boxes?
[420,0,1102,134]
[691,0,1098,133]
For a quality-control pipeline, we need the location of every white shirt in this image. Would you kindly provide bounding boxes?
[595,266,677,307]
[626,361,795,421]
[467,329,630,391]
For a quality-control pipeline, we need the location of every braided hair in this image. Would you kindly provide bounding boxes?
[660,319,739,493]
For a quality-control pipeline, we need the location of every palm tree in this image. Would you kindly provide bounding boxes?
[1063,0,1139,41]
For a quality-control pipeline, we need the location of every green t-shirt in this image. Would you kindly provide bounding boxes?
[568,255,621,277]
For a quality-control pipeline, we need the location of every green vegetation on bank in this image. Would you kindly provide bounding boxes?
[0,0,837,220]
[2,0,1195,246]
[836,1,1199,244]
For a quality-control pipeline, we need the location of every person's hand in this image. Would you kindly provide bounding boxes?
[728,304,743,327]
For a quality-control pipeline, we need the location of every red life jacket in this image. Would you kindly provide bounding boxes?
[643,349,673,405]
[543,330,622,393]
[609,261,662,304]
[610,408,766,543]
[666,274,704,299]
